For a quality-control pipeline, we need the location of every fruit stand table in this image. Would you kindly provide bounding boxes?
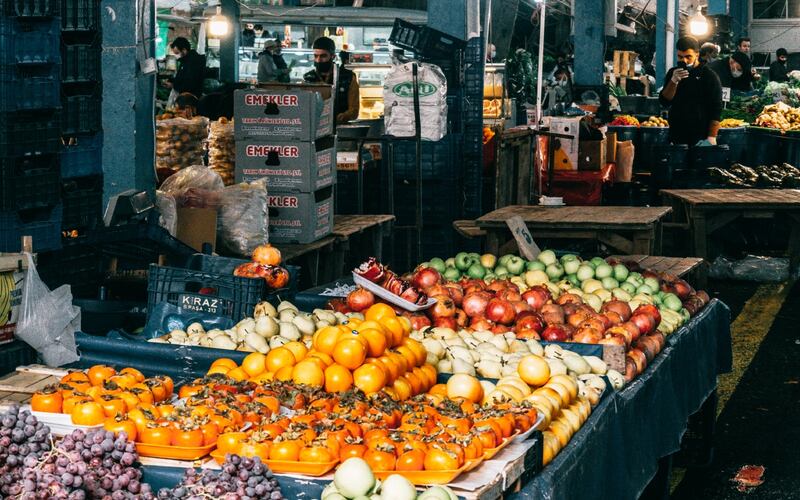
[609,254,707,287]
[475,205,672,256]
[661,189,800,271]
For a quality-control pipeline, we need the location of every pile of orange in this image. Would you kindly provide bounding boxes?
[207,304,434,400]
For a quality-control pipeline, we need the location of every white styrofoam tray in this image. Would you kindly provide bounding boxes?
[352,273,436,312]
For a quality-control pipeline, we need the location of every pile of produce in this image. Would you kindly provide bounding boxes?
[232,244,291,291]
[719,118,748,128]
[156,454,285,499]
[708,163,800,188]
[608,115,639,127]
[640,116,668,127]
[754,102,800,131]
[155,116,209,176]
[208,117,235,186]
[0,405,155,499]
[322,457,460,499]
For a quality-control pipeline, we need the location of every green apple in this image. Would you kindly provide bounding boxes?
[524,270,549,286]
[498,254,514,268]
[636,284,654,295]
[627,272,642,282]
[494,265,508,276]
[576,265,595,282]
[567,273,580,287]
[526,260,546,272]
[601,277,619,289]
[594,264,613,279]
[467,263,487,279]
[484,272,497,282]
[613,264,629,282]
[443,267,461,281]
[480,254,497,269]
[563,258,581,275]
[445,257,456,268]
[506,256,526,275]
[419,262,429,269]
[428,257,446,273]
[454,252,472,271]
[590,257,606,268]
[611,288,632,301]
[545,263,564,280]
[652,294,662,305]
[537,249,558,266]
[621,282,637,295]
[468,253,481,262]
[560,254,579,264]
[644,277,660,292]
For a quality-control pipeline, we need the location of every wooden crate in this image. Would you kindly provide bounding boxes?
[0,365,68,408]
[613,50,638,77]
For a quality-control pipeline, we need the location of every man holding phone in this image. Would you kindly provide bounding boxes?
[659,36,723,146]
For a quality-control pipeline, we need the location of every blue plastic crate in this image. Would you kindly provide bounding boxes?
[0,340,38,377]
[62,41,101,83]
[392,178,463,226]
[61,0,100,32]
[61,174,102,232]
[61,132,102,178]
[1,0,60,17]
[0,204,62,253]
[385,134,462,180]
[0,110,61,157]
[0,63,60,111]
[465,37,483,64]
[0,17,60,65]
[61,91,101,135]
[0,153,61,212]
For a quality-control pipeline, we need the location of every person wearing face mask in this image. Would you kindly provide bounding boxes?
[257,39,281,83]
[699,43,720,66]
[769,48,790,83]
[164,37,206,100]
[707,51,752,92]
[304,36,360,124]
[659,36,722,146]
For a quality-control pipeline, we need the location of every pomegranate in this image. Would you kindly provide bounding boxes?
[627,348,648,373]
[346,288,375,312]
[540,303,565,324]
[601,300,632,321]
[461,279,486,295]
[454,309,469,328]
[487,281,508,294]
[412,267,441,290]
[469,316,495,332]
[605,325,633,346]
[425,284,450,299]
[630,313,656,336]
[444,283,464,307]
[491,323,512,335]
[598,333,626,347]
[634,304,661,326]
[433,317,458,330]
[462,292,491,318]
[603,311,624,326]
[567,311,591,328]
[572,327,602,344]
[621,321,642,343]
[624,358,637,382]
[403,312,431,331]
[541,324,569,342]
[485,298,516,325]
[515,312,545,334]
[522,287,551,311]
[516,328,541,340]
[556,293,583,305]
[499,289,522,303]
[511,300,532,315]
[428,294,456,319]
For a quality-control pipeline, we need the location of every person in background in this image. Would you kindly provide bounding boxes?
[273,42,290,83]
[699,42,720,66]
[737,37,751,57]
[257,39,280,83]
[241,23,255,48]
[736,36,761,84]
[304,36,359,124]
[769,48,790,82]
[659,36,722,146]
[165,37,206,99]
[254,24,265,41]
[174,93,199,119]
[708,51,752,92]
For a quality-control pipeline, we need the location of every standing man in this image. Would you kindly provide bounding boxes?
[769,48,790,82]
[736,37,761,85]
[165,37,206,99]
[304,36,360,124]
[659,36,722,146]
[708,52,752,92]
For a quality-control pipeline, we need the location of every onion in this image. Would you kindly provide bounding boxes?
[334,458,376,498]
[346,288,375,312]
[380,474,417,500]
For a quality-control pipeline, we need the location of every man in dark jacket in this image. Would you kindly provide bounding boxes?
[707,51,752,92]
[659,36,722,146]
[166,37,206,98]
[303,36,359,124]
[770,48,790,82]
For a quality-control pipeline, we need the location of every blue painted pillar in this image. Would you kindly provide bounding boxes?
[219,0,240,84]
[573,0,605,86]
[101,0,156,204]
[730,0,748,39]
[707,0,726,16]
[655,0,679,87]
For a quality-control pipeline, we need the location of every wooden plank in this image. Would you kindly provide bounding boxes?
[453,220,487,239]
[275,236,337,262]
[476,205,672,229]
[661,189,800,208]
[332,215,395,240]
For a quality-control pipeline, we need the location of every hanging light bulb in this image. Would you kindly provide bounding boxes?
[689,6,709,37]
[208,6,229,38]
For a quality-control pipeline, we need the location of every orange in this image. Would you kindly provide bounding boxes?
[207,364,231,376]
[249,371,274,384]
[365,303,396,322]
[324,363,354,393]
[429,383,448,397]
[307,351,334,367]
[266,347,297,373]
[381,317,406,347]
[313,326,342,355]
[292,360,325,387]
[392,376,413,401]
[241,352,267,377]
[274,365,294,382]
[332,338,367,370]
[359,328,388,358]
[211,358,238,370]
[353,363,387,394]
[283,341,308,363]
[225,367,248,382]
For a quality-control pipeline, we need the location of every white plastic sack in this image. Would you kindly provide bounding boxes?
[384,62,448,141]
[16,254,80,366]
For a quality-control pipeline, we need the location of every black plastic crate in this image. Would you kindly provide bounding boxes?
[61,132,102,178]
[0,340,38,377]
[0,153,60,211]
[61,0,100,32]
[464,66,483,98]
[389,18,466,59]
[385,134,462,180]
[1,0,60,17]
[85,220,196,271]
[36,239,104,298]
[62,40,101,83]
[0,109,61,156]
[392,178,462,226]
[61,91,101,135]
[0,63,60,111]
[61,174,102,231]
[421,56,463,90]
[0,204,62,252]
[465,37,483,64]
[0,17,60,65]
[335,166,382,215]
[147,264,265,323]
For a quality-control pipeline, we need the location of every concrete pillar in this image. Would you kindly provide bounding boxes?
[219,0,240,84]
[729,0,748,39]
[655,0,678,87]
[573,0,605,86]
[428,0,479,40]
[101,0,156,204]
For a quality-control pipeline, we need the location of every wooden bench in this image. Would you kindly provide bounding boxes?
[453,220,487,239]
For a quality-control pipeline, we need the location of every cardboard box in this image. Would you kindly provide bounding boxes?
[176,208,217,252]
[268,186,334,244]
[234,84,333,141]
[549,117,581,170]
[236,136,336,192]
[578,140,607,171]
[336,151,359,171]
[605,132,618,163]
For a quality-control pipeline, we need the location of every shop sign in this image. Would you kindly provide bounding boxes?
[391,82,438,98]
[178,294,227,315]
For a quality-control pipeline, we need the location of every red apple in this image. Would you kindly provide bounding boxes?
[541,324,569,342]
[630,313,656,336]
[433,317,458,330]
[485,298,516,325]
[428,294,456,319]
[412,267,441,290]
[462,292,491,318]
[601,300,632,322]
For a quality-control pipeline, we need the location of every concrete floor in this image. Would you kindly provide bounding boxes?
[670,280,800,499]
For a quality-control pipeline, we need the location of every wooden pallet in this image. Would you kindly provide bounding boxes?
[613,50,638,77]
[0,365,69,407]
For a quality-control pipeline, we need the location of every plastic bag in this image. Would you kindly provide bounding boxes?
[217,179,269,256]
[16,254,80,366]
[708,255,789,282]
[155,116,209,174]
[208,118,235,186]
[160,166,225,210]
[155,190,178,236]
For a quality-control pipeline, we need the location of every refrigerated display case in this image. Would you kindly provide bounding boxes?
[483,63,510,120]
[349,63,391,120]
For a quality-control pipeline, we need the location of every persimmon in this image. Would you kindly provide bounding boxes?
[299,444,335,463]
[217,432,248,454]
[339,442,367,461]
[359,328,388,358]
[120,367,145,382]
[241,352,267,377]
[365,303,395,322]
[87,365,116,387]
[364,448,396,471]
[332,338,367,370]
[396,449,426,471]
[353,363,386,394]
[210,358,238,371]
[103,416,138,442]
[140,425,172,446]
[70,401,106,426]
[292,361,325,387]
[266,347,297,373]
[269,440,302,461]
[97,395,126,418]
[283,341,308,364]
[424,448,460,471]
[252,244,282,266]
[381,317,406,347]
[30,387,62,413]
[313,327,342,355]
[171,428,204,447]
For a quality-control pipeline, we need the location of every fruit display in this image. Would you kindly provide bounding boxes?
[754,102,800,131]
[708,163,800,189]
[719,118,748,128]
[0,405,155,499]
[150,301,346,352]
[322,458,460,499]
[208,117,235,186]
[640,116,668,127]
[233,244,291,290]
[354,258,430,306]
[156,454,285,499]
[609,115,640,126]
[155,116,209,174]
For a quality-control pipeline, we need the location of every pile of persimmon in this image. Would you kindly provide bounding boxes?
[206,303,433,400]
[30,365,174,429]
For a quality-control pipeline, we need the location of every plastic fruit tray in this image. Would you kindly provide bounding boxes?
[135,442,216,461]
[372,458,482,485]
[352,273,436,312]
[210,451,338,476]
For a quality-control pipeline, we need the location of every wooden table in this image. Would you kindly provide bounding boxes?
[661,189,800,270]
[609,255,707,287]
[476,205,672,255]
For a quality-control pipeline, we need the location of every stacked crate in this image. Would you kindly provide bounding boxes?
[0,0,63,252]
[60,0,103,237]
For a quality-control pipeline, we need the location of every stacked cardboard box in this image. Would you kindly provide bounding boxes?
[235,84,336,244]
